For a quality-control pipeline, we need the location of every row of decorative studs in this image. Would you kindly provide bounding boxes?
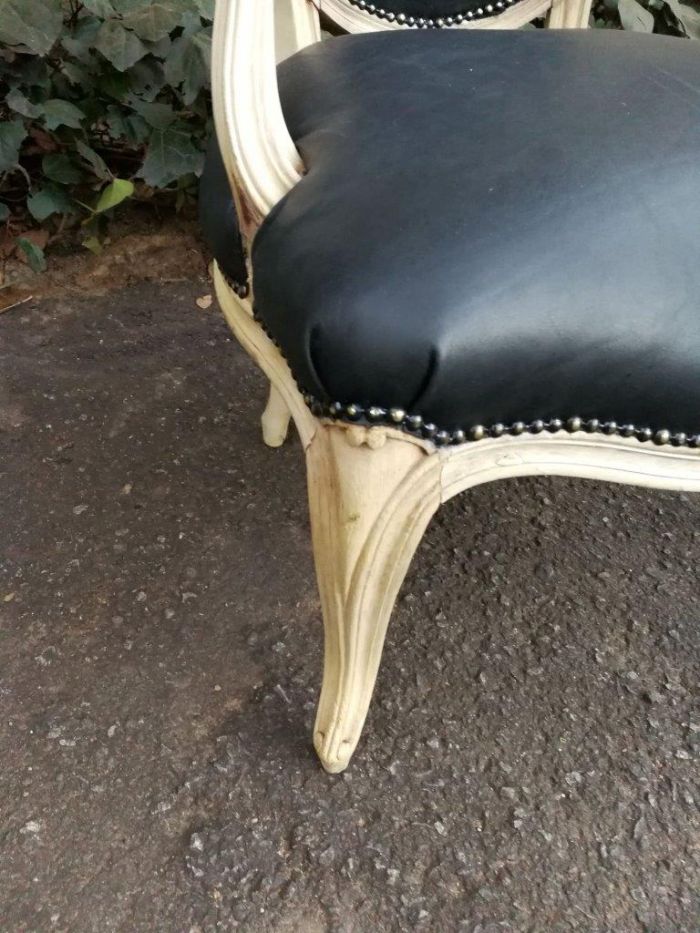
[230,280,250,298]
[345,0,524,26]
[224,277,696,451]
[304,396,698,448]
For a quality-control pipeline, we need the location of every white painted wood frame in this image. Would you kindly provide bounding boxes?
[210,0,693,774]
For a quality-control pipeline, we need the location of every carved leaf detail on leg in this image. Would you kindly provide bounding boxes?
[307,424,442,773]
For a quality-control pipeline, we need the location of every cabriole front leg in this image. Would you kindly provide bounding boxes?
[261,382,291,447]
[306,423,442,772]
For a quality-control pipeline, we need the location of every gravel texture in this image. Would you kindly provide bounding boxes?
[0,281,698,932]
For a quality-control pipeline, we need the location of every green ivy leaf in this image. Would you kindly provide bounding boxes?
[0,0,63,55]
[618,0,655,29]
[61,62,90,86]
[5,56,51,94]
[6,87,40,118]
[144,35,171,58]
[180,10,204,36]
[664,0,700,38]
[41,99,86,131]
[195,0,215,20]
[94,20,148,72]
[128,58,166,102]
[105,105,150,145]
[82,0,117,16]
[122,3,183,42]
[95,178,134,213]
[27,185,74,222]
[99,66,134,101]
[111,0,154,11]
[76,141,111,181]
[42,153,84,185]
[16,236,47,273]
[140,125,204,188]
[111,0,191,12]
[11,56,52,90]
[83,235,103,255]
[130,100,177,128]
[60,16,102,65]
[164,27,211,105]
[1,0,214,229]
[0,119,26,173]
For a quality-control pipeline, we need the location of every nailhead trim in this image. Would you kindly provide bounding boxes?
[303,393,700,449]
[346,0,520,26]
[223,277,699,452]
[229,279,250,299]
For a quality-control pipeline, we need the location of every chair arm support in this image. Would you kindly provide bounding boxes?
[211,0,320,239]
[547,0,593,27]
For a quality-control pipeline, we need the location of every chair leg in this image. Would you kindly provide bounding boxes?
[306,423,442,772]
[261,382,291,447]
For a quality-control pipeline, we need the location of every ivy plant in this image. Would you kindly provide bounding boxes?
[592,0,699,34]
[0,0,213,266]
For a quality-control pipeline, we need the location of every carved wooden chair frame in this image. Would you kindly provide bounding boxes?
[210,0,700,773]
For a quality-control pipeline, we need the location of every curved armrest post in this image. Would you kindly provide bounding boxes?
[212,0,318,240]
[547,0,593,27]
[276,0,322,61]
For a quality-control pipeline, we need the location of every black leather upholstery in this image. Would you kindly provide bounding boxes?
[198,136,247,287]
[203,30,700,441]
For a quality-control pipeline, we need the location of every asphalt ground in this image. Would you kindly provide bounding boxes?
[1,281,698,931]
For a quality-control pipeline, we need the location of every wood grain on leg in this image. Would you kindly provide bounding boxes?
[307,423,442,772]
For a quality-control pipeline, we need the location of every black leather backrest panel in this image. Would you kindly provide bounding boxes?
[379,0,499,8]
[337,0,527,21]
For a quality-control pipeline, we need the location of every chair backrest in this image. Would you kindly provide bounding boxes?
[312,0,591,30]
[315,0,549,30]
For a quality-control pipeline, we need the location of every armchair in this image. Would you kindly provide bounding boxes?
[201,0,700,772]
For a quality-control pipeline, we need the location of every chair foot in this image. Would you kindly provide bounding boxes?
[261,383,291,447]
[306,424,441,772]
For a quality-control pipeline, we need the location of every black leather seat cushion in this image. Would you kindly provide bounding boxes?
[204,30,700,443]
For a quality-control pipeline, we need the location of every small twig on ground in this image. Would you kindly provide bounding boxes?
[0,294,33,315]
